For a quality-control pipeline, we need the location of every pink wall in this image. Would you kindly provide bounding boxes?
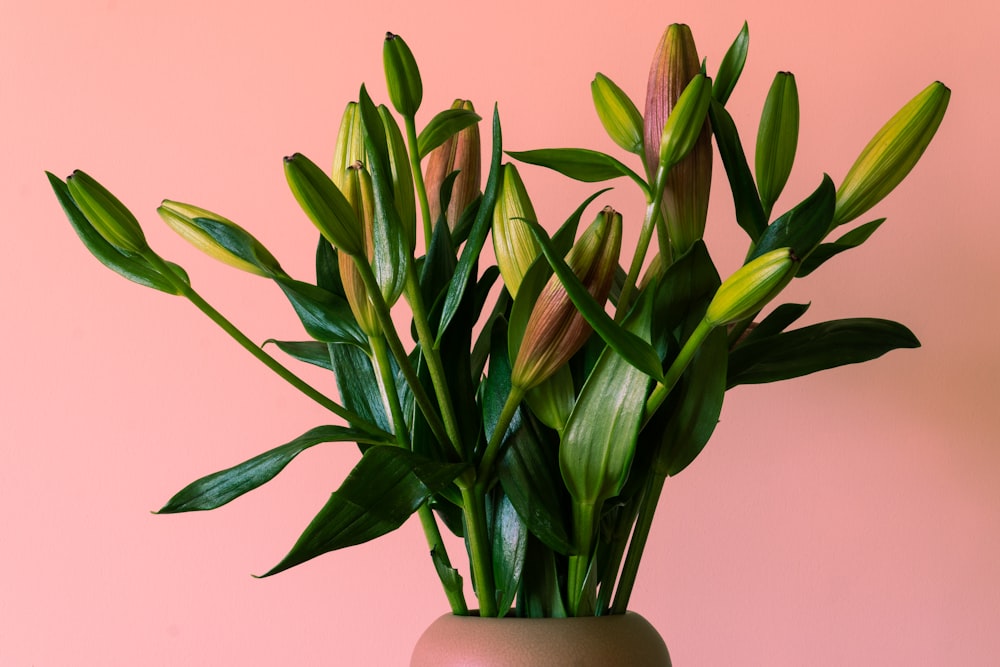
[3,0,997,664]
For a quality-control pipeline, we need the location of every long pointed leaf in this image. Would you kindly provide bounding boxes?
[748,174,835,262]
[274,277,368,348]
[418,107,482,159]
[797,218,886,277]
[709,101,767,242]
[507,148,646,192]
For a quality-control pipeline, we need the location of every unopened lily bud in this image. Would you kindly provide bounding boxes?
[511,207,622,391]
[755,72,799,215]
[592,73,644,155]
[65,170,148,253]
[705,247,796,326]
[331,102,364,191]
[339,163,380,336]
[425,99,481,232]
[157,200,281,277]
[284,153,364,257]
[834,81,950,226]
[383,32,422,117]
[378,105,417,251]
[657,74,712,170]
[492,163,540,298]
[644,24,713,257]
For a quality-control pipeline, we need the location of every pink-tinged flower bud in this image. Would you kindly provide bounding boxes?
[511,207,622,391]
[492,163,540,298]
[705,247,796,326]
[644,24,713,257]
[65,170,148,253]
[425,99,481,232]
[834,81,950,226]
[339,163,380,336]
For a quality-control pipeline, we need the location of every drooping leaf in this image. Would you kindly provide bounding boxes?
[507,148,646,192]
[157,426,389,513]
[263,340,333,370]
[418,107,482,159]
[727,318,920,387]
[274,277,368,348]
[797,218,886,277]
[48,172,186,294]
[748,174,835,262]
[260,446,466,576]
[708,101,767,242]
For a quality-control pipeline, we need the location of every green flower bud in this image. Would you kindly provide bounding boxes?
[339,163,380,336]
[834,81,950,226]
[492,163,540,298]
[378,105,417,252]
[157,200,281,277]
[755,72,799,215]
[511,207,622,391]
[591,73,644,155]
[65,170,148,253]
[284,152,364,257]
[383,32,422,117]
[644,24,713,257]
[525,366,576,433]
[705,247,796,326]
[331,102,364,191]
[425,99,481,232]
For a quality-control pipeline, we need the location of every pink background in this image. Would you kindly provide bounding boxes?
[3,0,997,664]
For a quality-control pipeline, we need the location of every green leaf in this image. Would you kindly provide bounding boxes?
[418,107,482,159]
[507,148,646,192]
[436,105,503,342]
[797,218,886,277]
[157,426,388,513]
[260,446,466,576]
[748,174,836,263]
[315,236,344,295]
[263,340,333,370]
[727,318,920,387]
[709,100,767,242]
[48,172,185,294]
[739,302,810,345]
[274,277,368,348]
[713,21,749,105]
[524,219,665,383]
[330,343,392,434]
[491,491,528,616]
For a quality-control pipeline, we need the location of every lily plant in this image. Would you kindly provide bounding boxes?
[49,23,949,618]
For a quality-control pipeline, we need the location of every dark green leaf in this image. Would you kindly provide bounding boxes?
[275,277,368,348]
[315,236,344,295]
[507,148,645,190]
[263,340,333,370]
[260,446,466,576]
[727,318,920,387]
[491,491,528,615]
[797,218,886,277]
[713,21,749,105]
[709,101,767,242]
[418,107,482,159]
[48,172,185,294]
[157,426,387,513]
[748,174,835,262]
[739,302,810,345]
[524,219,665,382]
[330,343,391,433]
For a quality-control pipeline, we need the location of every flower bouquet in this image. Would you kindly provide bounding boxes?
[48,22,948,624]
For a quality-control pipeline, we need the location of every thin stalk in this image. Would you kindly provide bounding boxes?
[616,165,670,320]
[595,493,642,615]
[568,500,598,616]
[643,317,714,425]
[611,471,666,614]
[370,334,468,615]
[460,482,498,617]
[404,115,434,251]
[143,253,390,440]
[476,387,524,483]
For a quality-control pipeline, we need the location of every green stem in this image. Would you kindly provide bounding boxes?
[595,494,642,615]
[143,253,390,440]
[611,471,666,615]
[568,500,598,616]
[616,166,669,321]
[404,115,434,251]
[460,482,498,617]
[477,387,524,483]
[370,334,468,615]
[643,317,714,425]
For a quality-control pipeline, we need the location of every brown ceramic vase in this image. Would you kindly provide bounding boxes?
[410,611,671,666]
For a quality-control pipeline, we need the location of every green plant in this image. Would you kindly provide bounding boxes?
[49,23,949,619]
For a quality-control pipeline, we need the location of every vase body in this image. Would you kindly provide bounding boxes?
[410,611,671,666]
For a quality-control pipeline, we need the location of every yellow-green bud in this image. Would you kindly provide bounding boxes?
[705,247,796,326]
[339,163,380,336]
[331,102,364,191]
[378,105,417,252]
[157,200,281,277]
[644,24,713,257]
[511,207,622,391]
[755,72,799,215]
[591,73,644,155]
[284,152,364,257]
[834,81,950,226]
[425,99,481,232]
[383,32,422,117]
[65,170,148,253]
[492,163,540,298]
[657,73,712,171]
